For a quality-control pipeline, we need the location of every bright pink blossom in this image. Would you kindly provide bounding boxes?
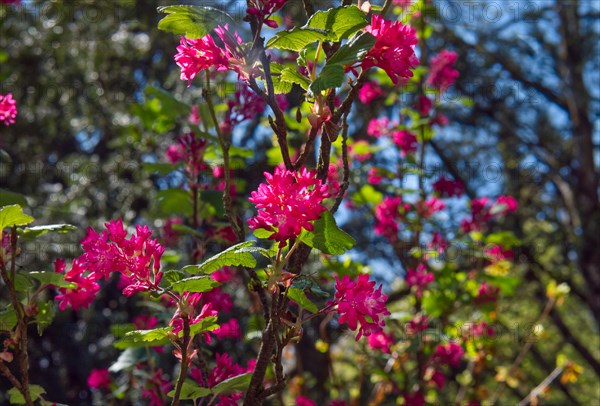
[392,0,412,7]
[416,197,445,218]
[191,353,252,405]
[433,342,464,367]
[406,315,429,336]
[475,282,500,305]
[374,197,405,241]
[368,168,383,185]
[54,259,100,311]
[0,93,17,126]
[333,274,390,340]
[403,390,425,406]
[494,195,518,215]
[141,369,172,406]
[427,50,459,92]
[417,95,432,117]
[392,130,418,156]
[246,0,288,28]
[357,15,418,84]
[367,117,393,138]
[87,369,111,391]
[358,81,384,103]
[367,331,395,353]
[296,396,317,406]
[431,369,446,388]
[427,231,448,254]
[432,176,464,197]
[485,245,514,262]
[213,318,241,339]
[248,167,330,245]
[405,263,434,297]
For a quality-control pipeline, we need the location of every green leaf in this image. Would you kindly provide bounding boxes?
[114,327,173,349]
[28,272,76,288]
[200,190,224,217]
[188,315,219,337]
[169,276,221,294]
[280,67,311,91]
[167,381,211,400]
[353,184,383,205]
[8,385,46,405]
[211,372,252,395]
[186,241,257,275]
[299,211,355,255]
[306,6,369,41]
[0,306,17,330]
[157,5,233,39]
[109,348,147,372]
[253,228,273,239]
[13,272,33,292]
[485,231,522,248]
[326,32,376,66]
[163,270,187,286]
[19,224,76,240]
[0,204,34,231]
[0,189,28,207]
[267,27,329,51]
[310,64,345,93]
[35,301,55,335]
[142,162,179,175]
[157,189,193,216]
[287,287,318,313]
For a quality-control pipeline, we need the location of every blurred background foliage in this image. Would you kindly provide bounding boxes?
[0,0,598,404]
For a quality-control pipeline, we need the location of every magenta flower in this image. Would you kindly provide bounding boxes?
[432,176,464,198]
[426,50,459,92]
[374,196,404,241]
[213,318,241,339]
[416,197,446,218]
[246,0,288,28]
[0,93,17,126]
[141,368,172,406]
[406,314,429,336]
[248,167,330,245]
[54,259,100,311]
[87,368,111,391]
[333,274,390,340]
[367,330,395,353]
[357,15,418,84]
[392,130,418,156]
[417,95,432,117]
[296,396,317,406]
[433,342,464,367]
[367,117,393,138]
[191,353,251,405]
[405,263,434,297]
[485,245,514,262]
[475,282,500,305]
[494,195,518,215]
[358,81,384,104]
[368,168,383,185]
[174,25,245,85]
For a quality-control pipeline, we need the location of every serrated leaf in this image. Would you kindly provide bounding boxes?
[306,6,369,41]
[167,381,211,400]
[35,302,55,335]
[13,272,33,291]
[310,64,345,93]
[163,270,186,286]
[157,5,233,39]
[0,189,28,207]
[0,306,17,330]
[0,204,34,231]
[18,224,76,240]
[188,315,219,337]
[280,67,310,90]
[28,272,76,288]
[211,372,252,395]
[157,189,193,216]
[186,241,257,275]
[169,276,221,294]
[8,385,45,405]
[109,348,147,372]
[326,32,376,66]
[267,27,329,51]
[114,327,173,349]
[287,287,318,313]
[299,211,355,255]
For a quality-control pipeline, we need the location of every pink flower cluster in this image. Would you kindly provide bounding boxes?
[190,353,254,405]
[460,195,518,232]
[55,219,166,311]
[169,292,218,341]
[246,0,288,28]
[392,130,418,156]
[359,15,418,84]
[0,93,17,126]
[475,282,500,305]
[367,330,395,353]
[426,50,459,92]
[358,81,384,104]
[432,342,464,367]
[87,368,111,391]
[175,25,245,85]
[432,176,464,197]
[248,167,330,245]
[374,196,405,241]
[405,263,434,297]
[333,274,390,340]
[142,368,173,406]
[416,197,446,218]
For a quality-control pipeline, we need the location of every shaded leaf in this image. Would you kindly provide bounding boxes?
[169,276,221,294]
[299,211,355,255]
[157,5,233,39]
[287,287,318,314]
[185,241,257,275]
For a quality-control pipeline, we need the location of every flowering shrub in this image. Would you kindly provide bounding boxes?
[0,1,583,405]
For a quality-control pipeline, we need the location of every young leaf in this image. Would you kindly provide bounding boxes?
[280,67,311,90]
[287,287,319,314]
[114,327,173,349]
[299,211,355,255]
[8,385,46,405]
[211,372,252,395]
[188,315,219,337]
[309,64,345,93]
[167,382,211,400]
[326,32,376,66]
[306,5,369,41]
[169,276,221,294]
[35,301,55,335]
[18,224,76,240]
[0,306,17,331]
[185,241,257,275]
[0,204,34,231]
[157,5,233,39]
[28,272,76,289]
[266,27,329,51]
[0,189,28,207]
